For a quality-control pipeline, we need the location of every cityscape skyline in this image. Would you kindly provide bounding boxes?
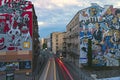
[30,0,120,38]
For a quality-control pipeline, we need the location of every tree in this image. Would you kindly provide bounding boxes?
[87,39,92,67]
[42,43,47,49]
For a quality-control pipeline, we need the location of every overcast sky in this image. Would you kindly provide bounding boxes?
[29,0,120,38]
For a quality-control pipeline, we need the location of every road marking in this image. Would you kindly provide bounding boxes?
[44,60,50,80]
[54,59,56,80]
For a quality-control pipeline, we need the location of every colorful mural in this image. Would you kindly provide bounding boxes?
[0,0,32,51]
[79,4,120,66]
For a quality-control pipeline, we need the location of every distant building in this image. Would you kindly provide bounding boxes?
[46,37,51,51]
[66,3,120,67]
[51,32,66,54]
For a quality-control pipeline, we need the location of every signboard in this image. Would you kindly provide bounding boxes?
[0,0,33,51]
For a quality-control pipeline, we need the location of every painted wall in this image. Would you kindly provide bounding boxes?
[0,61,31,71]
[79,4,120,66]
[0,0,33,51]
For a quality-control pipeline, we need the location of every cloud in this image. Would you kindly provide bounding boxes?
[38,21,46,26]
[29,0,120,38]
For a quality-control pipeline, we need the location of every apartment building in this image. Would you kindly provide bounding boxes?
[51,32,65,55]
[32,4,40,73]
[66,3,120,67]
[62,32,67,57]
[66,11,80,66]
[0,0,40,73]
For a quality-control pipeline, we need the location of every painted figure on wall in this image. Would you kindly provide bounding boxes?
[79,5,120,66]
[0,0,33,51]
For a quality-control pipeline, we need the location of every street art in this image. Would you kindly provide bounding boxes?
[0,0,32,51]
[0,61,31,71]
[79,4,120,66]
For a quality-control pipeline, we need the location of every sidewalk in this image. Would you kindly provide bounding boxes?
[0,72,33,80]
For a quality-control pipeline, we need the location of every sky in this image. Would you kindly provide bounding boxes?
[29,0,120,38]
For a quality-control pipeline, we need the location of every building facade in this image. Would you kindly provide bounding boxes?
[51,32,65,55]
[66,11,80,65]
[79,3,120,66]
[62,32,67,57]
[32,4,40,73]
[0,0,40,73]
[66,3,120,67]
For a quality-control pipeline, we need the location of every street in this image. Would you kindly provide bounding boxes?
[38,53,81,80]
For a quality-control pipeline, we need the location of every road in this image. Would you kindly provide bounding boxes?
[55,57,74,80]
[39,54,57,80]
[37,50,91,80]
[38,54,80,80]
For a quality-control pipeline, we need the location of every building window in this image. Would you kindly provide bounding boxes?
[56,39,58,41]
[70,28,71,32]
[56,46,58,49]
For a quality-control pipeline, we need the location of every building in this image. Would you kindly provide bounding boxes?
[62,32,67,57]
[32,4,40,73]
[0,0,40,74]
[46,37,51,51]
[51,32,66,55]
[66,11,80,65]
[66,3,120,67]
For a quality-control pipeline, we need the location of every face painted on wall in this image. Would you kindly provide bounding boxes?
[114,31,120,41]
[115,9,120,18]
[90,8,97,16]
[95,22,100,29]
[112,17,117,24]
[82,11,88,17]
[106,8,112,15]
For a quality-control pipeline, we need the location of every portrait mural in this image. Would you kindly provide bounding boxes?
[79,5,120,66]
[0,0,32,51]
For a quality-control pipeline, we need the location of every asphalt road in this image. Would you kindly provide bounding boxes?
[39,54,57,80]
[55,57,74,80]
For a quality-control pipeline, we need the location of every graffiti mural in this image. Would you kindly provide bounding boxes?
[79,4,120,66]
[0,0,32,51]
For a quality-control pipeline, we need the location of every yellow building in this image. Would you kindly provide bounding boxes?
[51,32,66,54]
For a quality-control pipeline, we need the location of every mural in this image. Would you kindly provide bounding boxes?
[79,4,120,66]
[0,0,32,51]
[0,61,31,71]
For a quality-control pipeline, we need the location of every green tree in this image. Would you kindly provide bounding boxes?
[87,39,92,67]
[42,43,47,49]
